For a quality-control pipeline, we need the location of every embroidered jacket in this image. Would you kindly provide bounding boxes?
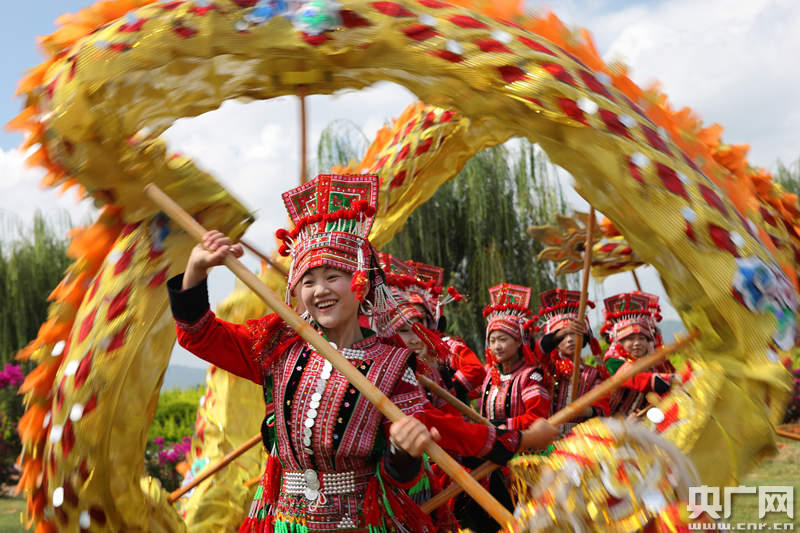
[168,275,517,532]
[478,359,550,431]
[410,324,486,404]
[535,335,610,430]
[440,336,487,400]
[603,344,674,415]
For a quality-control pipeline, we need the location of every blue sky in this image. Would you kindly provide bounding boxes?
[1,1,76,150]
[2,1,799,368]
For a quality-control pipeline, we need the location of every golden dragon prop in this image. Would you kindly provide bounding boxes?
[9,0,797,531]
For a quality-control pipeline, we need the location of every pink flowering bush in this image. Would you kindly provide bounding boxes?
[0,363,26,481]
[145,435,192,491]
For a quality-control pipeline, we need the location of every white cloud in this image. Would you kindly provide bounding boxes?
[0,147,95,232]
[549,0,800,167]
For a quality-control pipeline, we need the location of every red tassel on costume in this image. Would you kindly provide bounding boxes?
[485,347,497,367]
[363,476,383,528]
[522,343,536,365]
[383,482,437,533]
[350,270,369,302]
[589,337,601,356]
[237,518,252,533]
[263,453,282,503]
[411,322,450,363]
[446,286,464,301]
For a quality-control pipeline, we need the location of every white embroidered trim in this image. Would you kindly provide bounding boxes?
[401,367,419,386]
[340,347,369,360]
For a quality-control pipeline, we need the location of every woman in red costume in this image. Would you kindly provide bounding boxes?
[378,253,485,406]
[454,283,552,532]
[533,289,610,434]
[168,174,556,533]
[601,292,678,417]
[480,284,551,431]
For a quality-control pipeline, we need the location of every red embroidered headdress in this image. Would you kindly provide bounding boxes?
[601,291,662,346]
[535,288,595,335]
[377,254,465,331]
[277,174,395,331]
[483,283,533,342]
[377,252,425,330]
[405,260,464,324]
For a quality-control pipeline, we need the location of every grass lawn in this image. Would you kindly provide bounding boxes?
[728,434,800,527]
[0,497,25,533]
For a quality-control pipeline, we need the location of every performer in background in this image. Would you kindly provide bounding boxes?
[455,283,551,533]
[601,292,678,417]
[168,174,557,533]
[379,252,485,406]
[533,289,610,434]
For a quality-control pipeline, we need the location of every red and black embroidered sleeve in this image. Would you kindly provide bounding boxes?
[168,274,292,384]
[505,370,551,431]
[449,341,487,398]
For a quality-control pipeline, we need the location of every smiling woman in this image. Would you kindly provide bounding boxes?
[298,267,362,346]
[9,0,800,531]
[167,173,447,532]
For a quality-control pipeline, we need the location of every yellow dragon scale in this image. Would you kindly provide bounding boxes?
[10,0,797,531]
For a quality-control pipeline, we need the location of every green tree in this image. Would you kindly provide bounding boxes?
[0,211,72,367]
[775,158,800,197]
[313,119,370,177]
[0,210,71,483]
[383,141,574,349]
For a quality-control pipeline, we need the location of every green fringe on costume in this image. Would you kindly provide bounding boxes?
[273,520,309,533]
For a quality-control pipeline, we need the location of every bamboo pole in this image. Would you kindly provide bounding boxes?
[239,239,289,277]
[243,473,262,488]
[169,434,262,503]
[416,374,490,426]
[776,426,800,442]
[569,208,596,402]
[299,90,308,185]
[631,270,643,291]
[145,184,515,527]
[420,330,699,513]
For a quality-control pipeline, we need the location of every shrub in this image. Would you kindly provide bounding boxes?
[144,386,204,490]
[148,386,204,443]
[145,436,192,492]
[0,363,25,482]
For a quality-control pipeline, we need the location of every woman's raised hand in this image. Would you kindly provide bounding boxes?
[182,230,244,290]
[557,319,587,340]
